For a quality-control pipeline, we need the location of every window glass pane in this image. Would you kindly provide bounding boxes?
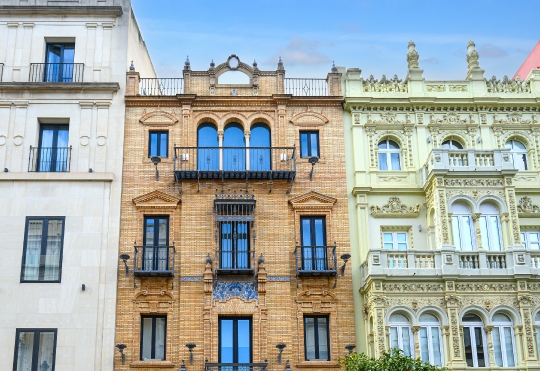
[314,218,325,246]
[383,233,393,249]
[519,153,528,170]
[492,327,503,367]
[155,318,166,360]
[480,216,489,250]
[521,232,527,247]
[431,327,442,366]
[475,327,486,367]
[419,327,429,362]
[462,216,474,250]
[62,45,75,64]
[157,218,167,246]
[23,220,43,281]
[237,320,251,363]
[16,332,34,371]
[300,133,309,157]
[304,318,316,360]
[389,327,399,350]
[388,140,399,149]
[390,153,401,170]
[378,141,387,149]
[401,327,412,356]
[301,218,311,247]
[463,327,473,367]
[397,243,407,250]
[504,327,515,367]
[220,320,233,363]
[44,220,62,281]
[145,218,154,246]
[317,318,329,360]
[452,216,462,250]
[378,153,388,170]
[159,133,168,157]
[310,133,319,157]
[57,127,69,148]
[221,223,232,269]
[530,233,539,243]
[141,318,153,360]
[197,124,219,170]
[397,233,407,242]
[490,216,502,251]
[149,133,158,157]
[37,332,55,371]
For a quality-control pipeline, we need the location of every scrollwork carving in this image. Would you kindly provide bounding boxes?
[371,197,420,218]
[517,196,540,217]
[363,74,408,93]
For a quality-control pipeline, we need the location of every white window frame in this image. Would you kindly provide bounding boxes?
[419,319,444,367]
[463,321,489,368]
[521,231,540,250]
[389,314,414,357]
[479,214,503,251]
[506,140,529,170]
[451,212,476,251]
[492,319,516,367]
[382,231,408,250]
[378,139,401,171]
[442,139,464,150]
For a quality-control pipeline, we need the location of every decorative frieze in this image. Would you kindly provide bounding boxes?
[213,281,258,301]
[370,197,420,218]
[362,74,408,93]
[486,75,531,94]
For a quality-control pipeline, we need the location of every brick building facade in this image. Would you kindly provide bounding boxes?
[114,55,355,371]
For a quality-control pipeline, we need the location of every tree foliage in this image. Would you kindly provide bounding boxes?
[340,349,447,371]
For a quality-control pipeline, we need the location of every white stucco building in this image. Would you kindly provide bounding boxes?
[0,1,155,370]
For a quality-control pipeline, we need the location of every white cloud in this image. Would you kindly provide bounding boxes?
[265,37,333,67]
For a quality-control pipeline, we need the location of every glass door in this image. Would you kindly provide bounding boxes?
[38,125,69,172]
[143,217,169,271]
[300,216,327,271]
[219,317,252,368]
[45,43,75,82]
[220,221,250,270]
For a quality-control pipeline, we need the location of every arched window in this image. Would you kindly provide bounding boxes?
[378,139,401,170]
[463,313,488,367]
[479,203,502,251]
[505,140,528,170]
[451,203,475,251]
[492,313,516,367]
[223,123,246,171]
[197,123,219,170]
[250,123,271,171]
[389,313,413,356]
[419,313,443,367]
[441,139,464,149]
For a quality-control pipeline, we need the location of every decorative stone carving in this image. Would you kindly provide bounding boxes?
[362,74,407,93]
[133,190,181,211]
[139,110,179,126]
[494,112,532,125]
[213,281,258,301]
[449,85,468,92]
[486,75,531,93]
[133,286,175,312]
[427,85,445,92]
[370,197,420,218]
[466,40,480,71]
[455,283,516,292]
[517,196,540,217]
[289,111,329,127]
[444,178,504,187]
[407,41,419,69]
[382,283,444,292]
[289,191,337,211]
[372,112,405,125]
[430,112,468,125]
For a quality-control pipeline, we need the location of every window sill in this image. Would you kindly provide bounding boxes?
[130,361,176,368]
[296,361,338,368]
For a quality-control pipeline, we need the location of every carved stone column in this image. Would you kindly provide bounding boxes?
[445,295,466,366]
[244,131,251,170]
[412,325,421,359]
[217,130,224,170]
[484,325,495,365]
[433,179,451,247]
[472,212,483,249]
[182,104,191,147]
[504,177,522,245]
[517,286,537,363]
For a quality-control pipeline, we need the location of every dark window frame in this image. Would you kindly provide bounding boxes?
[303,315,330,361]
[300,216,327,271]
[219,221,251,270]
[45,43,75,65]
[218,316,253,364]
[38,124,70,172]
[148,131,169,158]
[300,131,320,158]
[142,216,170,271]
[140,315,167,361]
[13,328,58,371]
[21,217,65,283]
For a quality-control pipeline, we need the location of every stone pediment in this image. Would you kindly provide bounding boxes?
[289,191,337,210]
[139,110,179,126]
[133,190,180,210]
[289,111,329,127]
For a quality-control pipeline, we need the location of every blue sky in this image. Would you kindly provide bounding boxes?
[131,0,539,81]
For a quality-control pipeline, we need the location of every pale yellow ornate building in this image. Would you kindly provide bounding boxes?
[342,41,540,370]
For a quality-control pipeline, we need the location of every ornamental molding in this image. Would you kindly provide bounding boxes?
[133,190,181,210]
[444,178,505,187]
[214,296,258,315]
[133,286,175,312]
[429,112,471,125]
[289,111,329,127]
[289,191,337,210]
[362,74,408,93]
[370,197,420,218]
[366,112,410,126]
[382,283,444,292]
[494,112,535,125]
[517,196,540,217]
[455,283,516,292]
[139,110,179,126]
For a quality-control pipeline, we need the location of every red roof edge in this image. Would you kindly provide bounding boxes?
[514,41,540,80]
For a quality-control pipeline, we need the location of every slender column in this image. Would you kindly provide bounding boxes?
[244,131,250,170]
[412,325,421,359]
[484,325,495,366]
[218,130,224,170]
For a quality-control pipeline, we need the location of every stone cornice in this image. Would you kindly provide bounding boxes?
[0,82,120,93]
[0,6,123,17]
[0,172,113,182]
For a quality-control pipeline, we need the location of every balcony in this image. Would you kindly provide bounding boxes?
[284,78,328,96]
[133,246,175,277]
[205,363,267,371]
[295,245,338,277]
[421,148,516,184]
[361,247,540,284]
[28,146,71,172]
[139,78,183,95]
[174,147,296,181]
[29,63,84,83]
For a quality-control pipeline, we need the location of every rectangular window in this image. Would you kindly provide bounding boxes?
[463,326,487,367]
[37,125,69,172]
[45,43,75,82]
[21,218,64,282]
[300,216,327,271]
[219,317,252,364]
[149,131,168,158]
[143,217,169,271]
[13,329,57,371]
[479,215,502,251]
[140,316,166,360]
[521,231,540,249]
[382,232,408,250]
[220,221,250,270]
[300,131,319,158]
[304,316,330,361]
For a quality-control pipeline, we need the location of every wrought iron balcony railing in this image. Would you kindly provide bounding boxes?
[28,146,71,172]
[174,146,296,180]
[295,245,337,277]
[139,78,184,95]
[29,63,84,83]
[205,363,267,371]
[134,246,175,277]
[284,78,328,96]
[216,249,256,275]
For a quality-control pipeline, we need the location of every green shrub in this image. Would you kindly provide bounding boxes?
[340,349,447,371]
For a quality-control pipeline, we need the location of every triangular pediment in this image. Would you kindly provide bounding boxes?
[133,190,180,210]
[289,191,337,210]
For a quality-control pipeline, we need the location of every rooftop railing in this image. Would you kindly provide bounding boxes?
[284,78,328,96]
[139,78,183,95]
[29,63,84,83]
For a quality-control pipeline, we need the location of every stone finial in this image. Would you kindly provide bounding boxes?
[129,61,135,71]
[407,41,419,69]
[253,59,258,69]
[331,61,337,73]
[184,55,191,71]
[209,59,215,70]
[467,40,480,70]
[277,56,284,70]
